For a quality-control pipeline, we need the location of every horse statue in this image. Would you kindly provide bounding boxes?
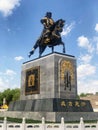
[28,15,66,58]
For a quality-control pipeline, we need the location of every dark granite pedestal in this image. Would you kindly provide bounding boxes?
[9,98,93,112]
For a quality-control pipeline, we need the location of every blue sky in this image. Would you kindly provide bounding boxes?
[0,0,98,94]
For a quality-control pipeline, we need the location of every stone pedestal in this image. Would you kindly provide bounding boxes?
[8,52,93,121]
[20,52,77,100]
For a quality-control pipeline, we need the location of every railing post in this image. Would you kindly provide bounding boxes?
[79,117,85,130]
[61,117,65,130]
[22,117,26,130]
[96,120,98,129]
[42,117,45,130]
[3,117,7,130]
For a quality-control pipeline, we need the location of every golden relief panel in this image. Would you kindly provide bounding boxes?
[60,60,74,80]
[60,60,75,90]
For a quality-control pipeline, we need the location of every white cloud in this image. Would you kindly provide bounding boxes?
[61,21,75,36]
[0,77,4,87]
[77,36,89,47]
[79,54,92,64]
[0,76,19,91]
[77,64,96,79]
[77,36,94,53]
[92,36,98,54]
[97,43,98,53]
[14,56,24,61]
[0,69,18,91]
[95,23,98,32]
[0,77,10,91]
[0,0,21,17]
[77,55,97,94]
[5,69,16,76]
[78,79,98,94]
[76,24,98,94]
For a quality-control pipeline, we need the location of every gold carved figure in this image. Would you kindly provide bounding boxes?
[28,74,35,87]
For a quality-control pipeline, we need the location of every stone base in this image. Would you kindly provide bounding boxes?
[6,53,95,122]
[0,111,98,122]
[20,52,77,100]
[8,98,93,112]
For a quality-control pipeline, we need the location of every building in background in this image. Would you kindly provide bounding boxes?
[80,94,98,112]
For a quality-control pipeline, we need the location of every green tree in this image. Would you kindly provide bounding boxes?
[77,95,80,99]
[0,88,20,105]
[12,88,20,101]
[96,92,98,95]
[0,92,3,105]
[3,89,13,105]
[79,93,87,97]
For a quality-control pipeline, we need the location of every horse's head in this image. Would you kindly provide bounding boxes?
[58,19,65,27]
[55,19,65,32]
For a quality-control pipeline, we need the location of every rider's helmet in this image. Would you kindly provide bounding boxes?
[46,12,52,18]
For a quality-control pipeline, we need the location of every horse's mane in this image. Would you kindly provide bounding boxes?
[56,19,65,23]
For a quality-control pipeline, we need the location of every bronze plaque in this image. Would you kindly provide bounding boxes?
[25,66,40,95]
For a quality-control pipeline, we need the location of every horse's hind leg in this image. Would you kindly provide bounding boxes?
[39,46,47,57]
[63,46,65,53]
[51,46,54,53]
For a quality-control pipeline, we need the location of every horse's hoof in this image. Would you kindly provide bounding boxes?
[28,53,31,58]
[28,50,34,58]
[63,50,66,53]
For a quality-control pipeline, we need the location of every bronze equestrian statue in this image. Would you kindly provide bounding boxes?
[28,12,66,58]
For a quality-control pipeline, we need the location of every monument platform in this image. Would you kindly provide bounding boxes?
[1,111,98,122]
[8,98,93,112]
[7,52,95,122]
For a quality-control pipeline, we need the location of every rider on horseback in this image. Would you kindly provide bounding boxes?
[40,12,55,43]
[28,12,54,57]
[28,12,65,58]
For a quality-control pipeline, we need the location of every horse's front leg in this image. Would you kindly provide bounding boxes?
[28,48,35,58]
[61,42,66,53]
[28,39,40,58]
